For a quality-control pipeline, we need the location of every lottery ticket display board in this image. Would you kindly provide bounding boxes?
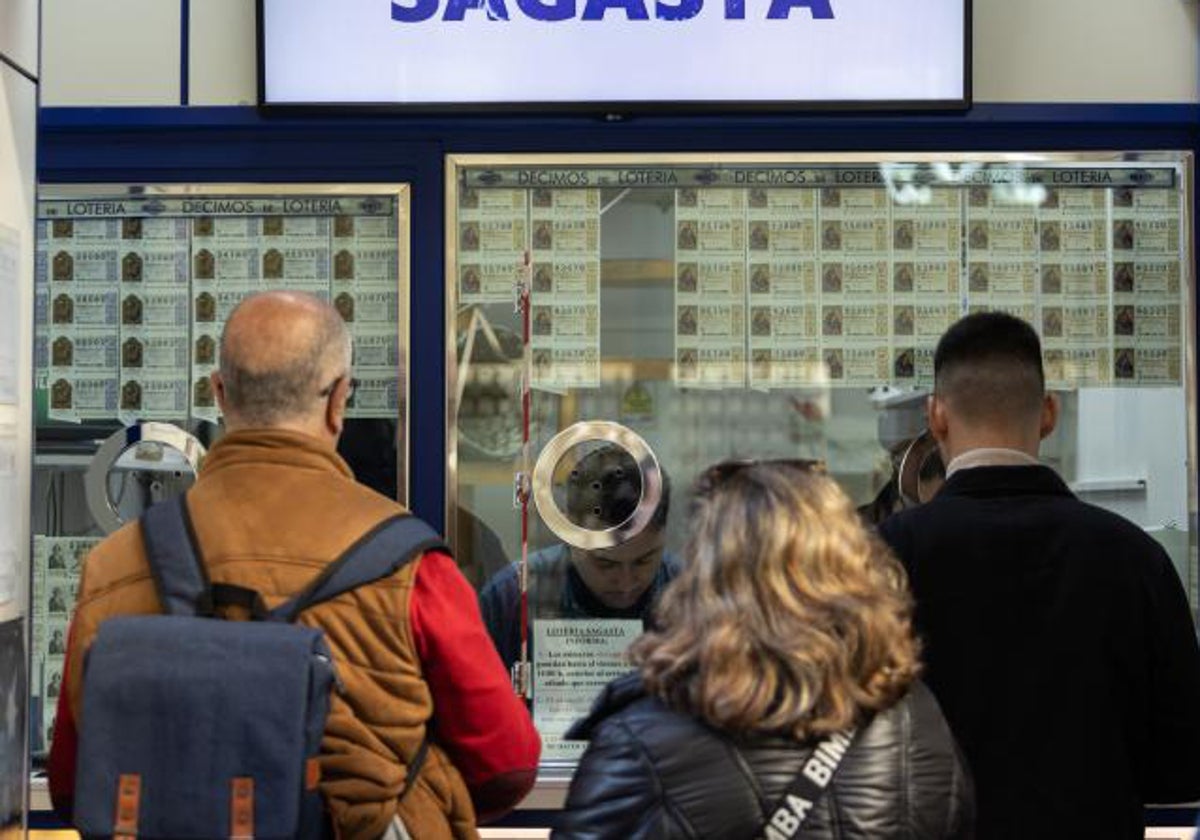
[448,154,1197,762]
[452,157,1188,394]
[29,185,411,759]
[35,185,410,428]
[29,536,97,754]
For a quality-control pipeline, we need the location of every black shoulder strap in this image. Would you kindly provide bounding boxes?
[753,726,859,840]
[398,734,431,805]
[271,514,448,623]
[140,494,212,617]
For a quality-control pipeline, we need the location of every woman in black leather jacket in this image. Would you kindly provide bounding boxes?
[554,460,974,839]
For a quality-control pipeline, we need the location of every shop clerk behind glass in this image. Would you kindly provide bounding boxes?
[479,444,678,670]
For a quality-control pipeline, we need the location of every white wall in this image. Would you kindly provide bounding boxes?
[189,0,256,106]
[41,0,180,105]
[0,0,38,825]
[974,0,1199,102]
[0,0,39,77]
[39,0,1200,106]
[0,0,37,625]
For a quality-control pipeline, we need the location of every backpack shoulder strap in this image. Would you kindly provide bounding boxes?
[272,514,448,623]
[140,494,211,617]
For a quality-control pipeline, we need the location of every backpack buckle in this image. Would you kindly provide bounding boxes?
[210,584,270,620]
[113,773,141,838]
[230,777,255,840]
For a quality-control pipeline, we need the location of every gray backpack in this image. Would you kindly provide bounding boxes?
[74,494,444,840]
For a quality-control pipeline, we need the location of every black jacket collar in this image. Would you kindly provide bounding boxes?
[938,464,1074,501]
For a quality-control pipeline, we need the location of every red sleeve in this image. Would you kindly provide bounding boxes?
[47,628,79,821]
[410,550,541,823]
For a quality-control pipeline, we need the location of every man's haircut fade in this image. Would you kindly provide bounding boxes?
[218,292,351,427]
[933,311,1046,421]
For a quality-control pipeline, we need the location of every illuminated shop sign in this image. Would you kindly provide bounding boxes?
[390,0,834,22]
[259,0,969,108]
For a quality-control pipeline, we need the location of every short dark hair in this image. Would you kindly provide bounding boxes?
[564,444,670,532]
[934,311,1045,423]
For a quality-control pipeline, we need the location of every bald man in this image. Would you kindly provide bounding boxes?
[49,291,540,839]
[878,312,1200,839]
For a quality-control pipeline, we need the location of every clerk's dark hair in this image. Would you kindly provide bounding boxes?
[630,462,918,739]
[934,311,1045,425]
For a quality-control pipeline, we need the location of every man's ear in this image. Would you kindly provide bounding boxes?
[211,371,228,415]
[927,393,949,443]
[324,376,348,437]
[1039,392,1059,440]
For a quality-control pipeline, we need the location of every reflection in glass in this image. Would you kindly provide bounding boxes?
[451,155,1196,755]
[85,424,205,534]
[552,443,643,532]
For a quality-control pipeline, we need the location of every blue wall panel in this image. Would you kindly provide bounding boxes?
[37,104,1200,529]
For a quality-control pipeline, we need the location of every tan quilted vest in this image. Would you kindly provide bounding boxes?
[65,429,479,840]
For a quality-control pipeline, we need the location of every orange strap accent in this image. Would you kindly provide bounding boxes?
[230,777,255,840]
[113,773,141,838]
[305,758,321,790]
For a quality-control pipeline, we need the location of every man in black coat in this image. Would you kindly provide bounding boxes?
[878,311,1200,839]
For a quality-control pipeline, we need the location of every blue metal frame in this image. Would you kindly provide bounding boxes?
[36,103,1200,531]
[180,0,190,106]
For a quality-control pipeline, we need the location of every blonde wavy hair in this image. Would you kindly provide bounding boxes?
[629,460,920,739]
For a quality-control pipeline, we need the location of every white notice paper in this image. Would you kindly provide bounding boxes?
[0,224,19,404]
[532,619,642,760]
[0,432,16,606]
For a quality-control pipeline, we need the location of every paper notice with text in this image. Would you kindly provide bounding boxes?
[532,619,642,760]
